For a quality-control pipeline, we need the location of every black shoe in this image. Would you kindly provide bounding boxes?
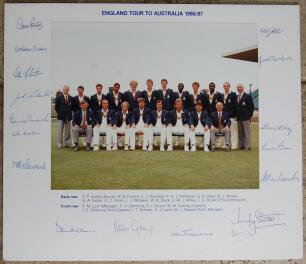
[74,144,79,152]
[86,143,92,151]
[244,148,251,151]
[225,144,231,152]
[240,147,245,150]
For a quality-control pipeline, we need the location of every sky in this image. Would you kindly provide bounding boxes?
[51,22,258,96]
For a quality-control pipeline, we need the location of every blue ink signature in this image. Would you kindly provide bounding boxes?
[9,112,50,124]
[260,123,293,136]
[261,170,299,183]
[259,26,283,38]
[12,158,46,170]
[16,17,43,31]
[259,55,293,69]
[55,222,95,233]
[10,89,51,107]
[170,228,213,237]
[261,141,292,151]
[15,45,48,53]
[12,130,40,136]
[114,219,153,236]
[231,207,286,240]
[13,65,44,79]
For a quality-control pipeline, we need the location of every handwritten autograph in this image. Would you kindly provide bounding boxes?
[56,222,95,233]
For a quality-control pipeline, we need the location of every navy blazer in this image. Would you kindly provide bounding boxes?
[142,90,158,111]
[173,91,190,110]
[133,107,151,125]
[156,89,174,111]
[72,109,96,127]
[55,94,73,121]
[206,92,223,114]
[236,93,254,121]
[150,110,168,126]
[168,109,189,126]
[107,92,124,112]
[123,91,142,111]
[95,109,115,126]
[222,92,237,118]
[71,95,90,113]
[189,93,209,112]
[115,111,135,127]
[89,93,107,112]
[189,110,211,127]
[210,111,231,128]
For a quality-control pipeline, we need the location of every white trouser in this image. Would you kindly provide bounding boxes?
[230,118,238,149]
[148,126,166,146]
[190,126,210,147]
[167,125,190,145]
[93,125,115,147]
[116,126,135,147]
[135,123,149,147]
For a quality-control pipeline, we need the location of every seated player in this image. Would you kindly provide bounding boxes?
[93,99,116,151]
[166,98,190,152]
[72,101,95,151]
[133,98,151,151]
[148,99,168,151]
[115,101,136,151]
[210,102,231,152]
[189,100,211,152]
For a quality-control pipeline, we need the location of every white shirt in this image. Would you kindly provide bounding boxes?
[101,109,108,127]
[78,95,84,102]
[156,110,163,127]
[196,111,203,128]
[176,110,183,127]
[113,92,119,106]
[237,92,244,102]
[97,93,102,103]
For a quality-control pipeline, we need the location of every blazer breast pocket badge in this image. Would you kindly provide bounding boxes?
[242,101,246,106]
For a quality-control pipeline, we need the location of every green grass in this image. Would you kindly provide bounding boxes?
[51,120,259,190]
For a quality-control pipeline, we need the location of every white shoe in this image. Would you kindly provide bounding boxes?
[93,145,99,151]
[124,145,129,151]
[167,145,173,151]
[129,146,135,151]
[160,145,165,152]
[204,146,210,152]
[148,145,153,151]
[57,144,62,148]
[184,145,190,152]
[142,146,147,151]
[106,146,112,151]
[112,144,118,151]
[190,145,196,152]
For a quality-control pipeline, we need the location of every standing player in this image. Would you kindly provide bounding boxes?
[89,83,106,112]
[107,82,124,112]
[124,80,142,111]
[142,79,158,111]
[156,79,174,111]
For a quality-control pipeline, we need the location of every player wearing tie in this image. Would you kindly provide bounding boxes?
[89,83,106,112]
[236,83,254,150]
[167,98,190,152]
[189,101,211,152]
[148,100,168,151]
[189,82,209,112]
[71,85,89,113]
[173,83,190,110]
[55,85,73,148]
[72,101,96,151]
[210,102,231,152]
[115,101,136,151]
[222,82,238,149]
[124,80,142,111]
[107,82,124,112]
[133,98,151,151]
[142,79,158,111]
[207,82,223,115]
[157,79,174,111]
[93,99,117,151]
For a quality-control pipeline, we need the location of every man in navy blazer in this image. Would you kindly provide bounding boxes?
[222,82,238,149]
[207,82,223,115]
[123,80,142,111]
[71,85,90,113]
[142,79,158,111]
[189,101,211,152]
[189,82,209,112]
[133,98,151,151]
[107,82,124,112]
[89,83,107,112]
[72,100,96,151]
[210,102,231,151]
[148,99,168,151]
[173,83,190,110]
[167,98,190,151]
[55,85,73,148]
[115,101,136,151]
[93,99,117,151]
[156,79,174,111]
[236,83,254,150]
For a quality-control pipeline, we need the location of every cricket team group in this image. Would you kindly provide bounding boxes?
[55,79,254,152]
